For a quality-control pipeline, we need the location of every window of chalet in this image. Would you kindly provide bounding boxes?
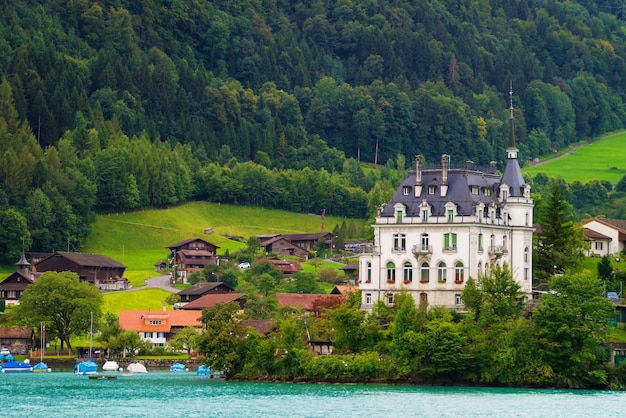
[386,262,396,282]
[403,262,413,282]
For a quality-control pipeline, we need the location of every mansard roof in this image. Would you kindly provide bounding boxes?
[380,164,501,218]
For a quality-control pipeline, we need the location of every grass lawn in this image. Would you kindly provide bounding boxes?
[523,131,626,183]
[102,288,173,314]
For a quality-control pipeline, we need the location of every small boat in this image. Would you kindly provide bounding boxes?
[102,360,120,372]
[32,362,51,372]
[169,363,187,372]
[196,365,211,376]
[1,361,33,373]
[127,362,148,373]
[76,313,98,376]
[74,360,98,375]
[33,322,51,372]
[88,375,117,380]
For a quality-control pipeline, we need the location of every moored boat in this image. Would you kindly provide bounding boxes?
[126,362,148,373]
[1,361,33,373]
[196,364,210,376]
[32,361,51,372]
[169,362,187,372]
[102,360,120,372]
[74,360,98,375]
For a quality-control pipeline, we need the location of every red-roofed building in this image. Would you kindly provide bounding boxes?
[119,310,202,347]
[255,257,303,276]
[179,293,246,310]
[176,281,234,304]
[275,293,343,312]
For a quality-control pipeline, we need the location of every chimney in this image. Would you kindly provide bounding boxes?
[441,154,449,197]
[490,161,497,174]
[465,160,474,170]
[415,155,423,197]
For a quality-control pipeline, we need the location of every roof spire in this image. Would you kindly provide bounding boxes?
[509,80,515,149]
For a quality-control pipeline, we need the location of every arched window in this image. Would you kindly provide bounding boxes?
[420,292,428,304]
[366,262,372,282]
[477,261,482,275]
[438,262,447,282]
[420,262,430,282]
[455,262,464,283]
[386,262,396,282]
[403,262,413,282]
[524,247,529,263]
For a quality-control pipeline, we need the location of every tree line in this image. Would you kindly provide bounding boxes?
[3,0,626,260]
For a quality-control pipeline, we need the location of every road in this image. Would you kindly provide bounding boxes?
[126,274,178,293]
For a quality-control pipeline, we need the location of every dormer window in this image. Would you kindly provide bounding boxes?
[470,186,479,195]
[483,188,491,196]
[428,185,436,194]
[403,186,411,196]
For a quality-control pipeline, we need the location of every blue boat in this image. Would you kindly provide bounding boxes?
[170,363,187,372]
[32,361,51,372]
[1,361,33,373]
[74,360,98,375]
[196,365,211,376]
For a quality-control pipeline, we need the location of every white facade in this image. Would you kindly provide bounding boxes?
[360,98,533,310]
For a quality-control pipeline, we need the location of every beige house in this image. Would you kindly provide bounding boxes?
[583,218,626,257]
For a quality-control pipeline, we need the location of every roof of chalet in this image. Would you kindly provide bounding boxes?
[280,232,332,242]
[36,252,126,269]
[584,228,612,240]
[275,293,343,311]
[500,155,526,197]
[0,326,32,339]
[241,319,276,336]
[176,282,233,296]
[255,258,303,273]
[179,293,246,310]
[340,261,359,272]
[380,164,502,218]
[167,238,219,250]
[118,310,202,333]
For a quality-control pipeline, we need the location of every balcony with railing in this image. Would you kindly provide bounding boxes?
[412,244,433,257]
[488,245,508,257]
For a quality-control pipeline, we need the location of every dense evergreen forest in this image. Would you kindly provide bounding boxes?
[2,0,626,261]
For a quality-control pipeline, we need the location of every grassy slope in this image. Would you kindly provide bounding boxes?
[523,131,626,183]
[84,201,364,284]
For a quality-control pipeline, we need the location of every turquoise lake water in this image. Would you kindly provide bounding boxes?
[1,371,625,417]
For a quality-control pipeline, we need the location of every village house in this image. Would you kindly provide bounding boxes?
[254,257,303,276]
[118,309,202,347]
[359,89,534,310]
[167,238,219,283]
[175,281,235,304]
[583,218,626,257]
[179,293,247,310]
[0,252,43,305]
[258,232,334,258]
[34,251,128,290]
[0,327,33,354]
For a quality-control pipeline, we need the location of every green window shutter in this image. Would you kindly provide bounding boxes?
[444,233,449,249]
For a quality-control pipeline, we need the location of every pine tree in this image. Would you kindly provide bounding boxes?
[534,180,587,278]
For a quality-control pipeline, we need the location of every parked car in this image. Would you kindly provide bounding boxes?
[0,347,10,355]
[238,262,250,270]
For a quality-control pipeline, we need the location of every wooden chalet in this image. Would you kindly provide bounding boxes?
[0,253,42,305]
[330,285,358,296]
[258,232,334,258]
[167,238,219,283]
[34,251,127,290]
[119,310,202,347]
[0,326,33,354]
[176,281,235,303]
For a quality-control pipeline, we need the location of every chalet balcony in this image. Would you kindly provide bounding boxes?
[412,244,433,257]
[488,245,508,257]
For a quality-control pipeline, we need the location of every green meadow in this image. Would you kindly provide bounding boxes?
[523,131,626,183]
[84,201,365,285]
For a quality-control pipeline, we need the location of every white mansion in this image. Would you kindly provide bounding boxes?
[359,92,534,310]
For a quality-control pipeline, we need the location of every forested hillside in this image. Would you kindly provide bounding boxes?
[2,0,626,261]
